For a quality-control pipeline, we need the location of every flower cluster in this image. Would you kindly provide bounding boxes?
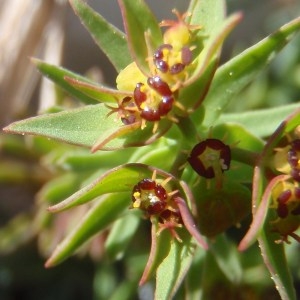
[131,172,183,241]
[112,10,200,131]
[272,137,300,243]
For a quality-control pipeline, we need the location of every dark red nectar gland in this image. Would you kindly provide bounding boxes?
[287,139,300,182]
[188,138,231,179]
[276,189,292,218]
[153,43,193,75]
[153,44,173,73]
[133,76,174,121]
[271,183,300,243]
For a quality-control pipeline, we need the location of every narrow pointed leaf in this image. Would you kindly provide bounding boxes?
[48,163,174,213]
[177,13,241,114]
[70,0,131,72]
[176,60,217,116]
[105,213,140,260]
[91,118,172,152]
[64,76,132,104]
[118,0,163,75]
[174,0,229,113]
[53,148,133,172]
[202,16,300,128]
[4,104,107,147]
[32,58,99,104]
[187,0,226,39]
[185,13,242,86]
[218,103,300,138]
[155,231,195,299]
[47,163,151,212]
[37,173,84,205]
[3,104,172,150]
[175,197,208,250]
[45,192,130,267]
[213,123,264,152]
[210,235,243,283]
[139,221,172,286]
[258,216,297,300]
[238,174,288,251]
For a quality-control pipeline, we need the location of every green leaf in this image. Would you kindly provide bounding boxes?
[187,0,226,40]
[53,148,133,172]
[105,213,140,260]
[0,214,37,254]
[91,118,172,152]
[0,160,34,184]
[4,104,111,148]
[177,60,217,116]
[210,235,243,283]
[202,16,300,128]
[213,123,264,152]
[32,58,99,104]
[155,231,195,299]
[45,192,130,267]
[128,137,179,171]
[3,104,172,150]
[37,173,83,205]
[238,174,286,251]
[178,3,240,113]
[218,103,300,138]
[258,214,297,300]
[70,0,131,72]
[185,13,242,87]
[47,163,149,212]
[35,58,131,105]
[139,221,172,286]
[118,0,162,75]
[47,163,173,212]
[64,76,131,104]
[185,248,206,300]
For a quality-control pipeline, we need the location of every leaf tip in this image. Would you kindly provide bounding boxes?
[91,144,100,153]
[47,204,61,213]
[44,252,61,268]
[30,57,42,66]
[44,259,53,269]
[2,125,10,133]
[2,122,22,135]
[237,241,248,252]
[174,197,209,250]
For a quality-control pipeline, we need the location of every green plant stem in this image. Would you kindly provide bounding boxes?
[170,116,199,178]
[176,116,199,147]
[170,150,189,178]
[231,147,260,167]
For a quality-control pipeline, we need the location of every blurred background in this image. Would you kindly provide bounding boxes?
[0,0,300,299]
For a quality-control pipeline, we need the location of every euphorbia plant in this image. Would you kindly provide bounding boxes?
[3,0,300,298]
